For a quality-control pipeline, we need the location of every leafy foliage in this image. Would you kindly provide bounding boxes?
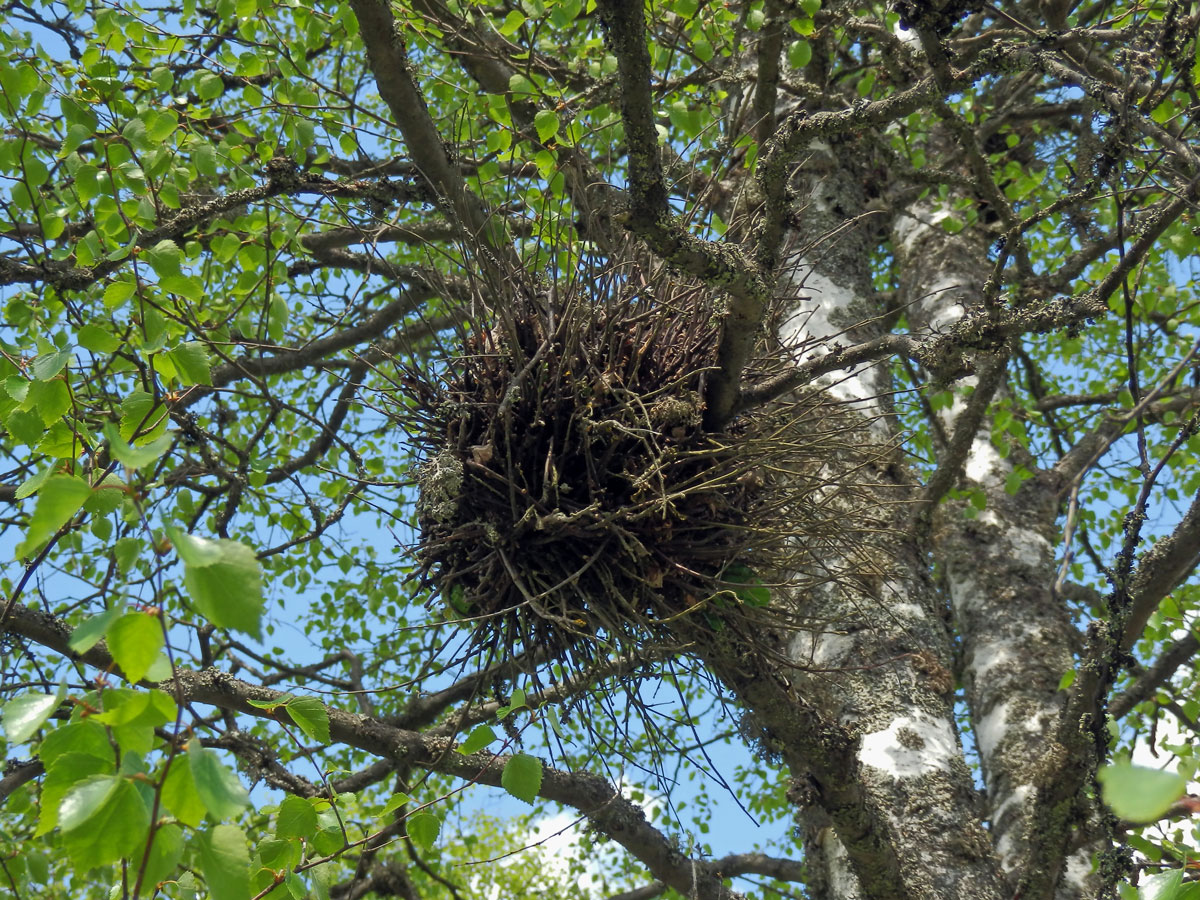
[1,0,1199,899]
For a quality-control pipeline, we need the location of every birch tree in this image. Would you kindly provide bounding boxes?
[1,1,1199,899]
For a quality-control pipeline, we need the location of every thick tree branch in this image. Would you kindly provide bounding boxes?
[347,0,514,265]
[595,0,770,429]
[0,759,43,803]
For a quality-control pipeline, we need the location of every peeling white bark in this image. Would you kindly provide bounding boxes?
[858,712,958,779]
[780,266,887,424]
[976,510,1055,562]
[815,828,865,900]
[801,629,856,668]
[964,439,1007,486]
[965,637,1022,686]
[975,701,1012,761]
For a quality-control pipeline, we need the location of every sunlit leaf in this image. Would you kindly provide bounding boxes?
[162,758,207,828]
[167,527,264,637]
[406,811,440,850]
[276,796,319,840]
[284,696,330,744]
[196,825,251,900]
[456,725,497,755]
[188,739,251,820]
[14,475,92,558]
[107,611,164,683]
[104,421,174,469]
[59,774,150,870]
[501,753,542,804]
[1098,763,1186,824]
[3,681,66,743]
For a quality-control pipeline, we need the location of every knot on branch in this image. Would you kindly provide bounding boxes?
[265,156,301,188]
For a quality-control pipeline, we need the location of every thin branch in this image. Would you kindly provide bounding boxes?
[176,286,436,411]
[911,354,1008,529]
[1110,632,1200,720]
[0,760,43,803]
[0,166,415,291]
[737,333,919,413]
[1122,488,1200,653]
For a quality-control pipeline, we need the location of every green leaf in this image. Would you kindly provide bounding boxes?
[36,751,112,836]
[93,688,177,728]
[104,421,173,469]
[145,653,173,681]
[941,215,965,234]
[122,116,150,150]
[14,463,55,500]
[509,73,535,96]
[143,239,183,277]
[724,563,770,606]
[107,611,164,683]
[1139,869,1183,900]
[162,757,208,827]
[456,724,497,755]
[141,823,185,890]
[103,279,137,309]
[498,9,525,35]
[258,837,300,870]
[196,825,251,900]
[188,739,251,820]
[26,378,71,425]
[496,688,527,720]
[377,792,410,818]
[284,696,330,744]
[782,39,811,69]
[77,323,122,353]
[15,474,92,558]
[167,527,264,637]
[114,536,141,574]
[39,719,112,766]
[1097,763,1186,823]
[406,811,440,850]
[121,391,169,442]
[30,348,72,380]
[165,341,213,385]
[3,681,66,742]
[59,774,151,870]
[246,695,288,711]
[145,109,179,143]
[311,824,344,856]
[1057,669,1076,691]
[276,795,319,840]
[534,109,559,143]
[6,407,44,445]
[69,605,123,653]
[500,753,542,804]
[196,72,225,100]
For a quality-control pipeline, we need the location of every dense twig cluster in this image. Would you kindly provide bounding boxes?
[400,259,885,675]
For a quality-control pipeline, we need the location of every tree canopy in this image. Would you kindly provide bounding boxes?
[2,1,1200,899]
